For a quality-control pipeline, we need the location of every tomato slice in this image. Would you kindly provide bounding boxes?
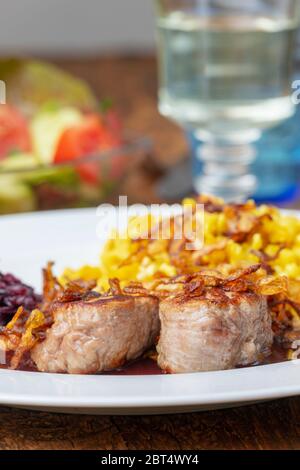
[0,105,31,159]
[54,113,123,185]
[54,114,103,184]
[54,115,103,162]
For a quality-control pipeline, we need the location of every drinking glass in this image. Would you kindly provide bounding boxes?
[154,0,300,201]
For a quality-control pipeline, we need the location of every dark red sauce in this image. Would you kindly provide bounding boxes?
[0,344,289,375]
[262,343,289,365]
[0,352,164,374]
[104,357,164,375]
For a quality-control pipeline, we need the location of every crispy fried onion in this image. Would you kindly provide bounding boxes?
[197,195,272,243]
[124,264,297,333]
[124,263,287,299]
[147,264,287,298]
[290,341,300,360]
[0,261,299,370]
[0,262,100,369]
[117,196,284,275]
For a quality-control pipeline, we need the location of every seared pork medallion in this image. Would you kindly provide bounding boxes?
[0,266,161,373]
[2,196,300,375]
[125,264,285,374]
[31,294,159,374]
[157,291,272,374]
[0,260,293,374]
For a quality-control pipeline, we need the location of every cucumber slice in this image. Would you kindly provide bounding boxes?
[21,165,79,188]
[31,107,83,164]
[0,153,79,187]
[0,176,36,214]
[0,153,39,172]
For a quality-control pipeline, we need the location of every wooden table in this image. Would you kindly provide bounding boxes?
[0,398,299,450]
[1,56,299,450]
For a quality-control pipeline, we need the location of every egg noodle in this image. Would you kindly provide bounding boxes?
[61,195,300,333]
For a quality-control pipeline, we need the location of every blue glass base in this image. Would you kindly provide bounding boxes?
[188,106,300,205]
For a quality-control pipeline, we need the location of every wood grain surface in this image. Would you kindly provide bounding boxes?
[0,398,299,450]
[0,56,299,450]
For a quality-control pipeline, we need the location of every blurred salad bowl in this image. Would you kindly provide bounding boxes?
[0,103,150,214]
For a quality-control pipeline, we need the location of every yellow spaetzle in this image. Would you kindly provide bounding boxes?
[61,197,300,307]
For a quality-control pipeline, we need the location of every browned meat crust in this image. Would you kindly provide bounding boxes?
[31,294,159,374]
[1,263,284,374]
[157,289,273,373]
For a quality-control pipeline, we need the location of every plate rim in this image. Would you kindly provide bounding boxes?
[0,360,299,408]
[0,206,299,411]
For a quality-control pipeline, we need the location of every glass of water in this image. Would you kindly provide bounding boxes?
[154,0,300,201]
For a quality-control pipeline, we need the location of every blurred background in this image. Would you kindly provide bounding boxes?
[0,0,155,55]
[0,0,299,214]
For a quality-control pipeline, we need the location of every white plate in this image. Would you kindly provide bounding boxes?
[0,208,300,415]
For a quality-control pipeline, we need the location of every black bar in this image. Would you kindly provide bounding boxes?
[0,450,298,466]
